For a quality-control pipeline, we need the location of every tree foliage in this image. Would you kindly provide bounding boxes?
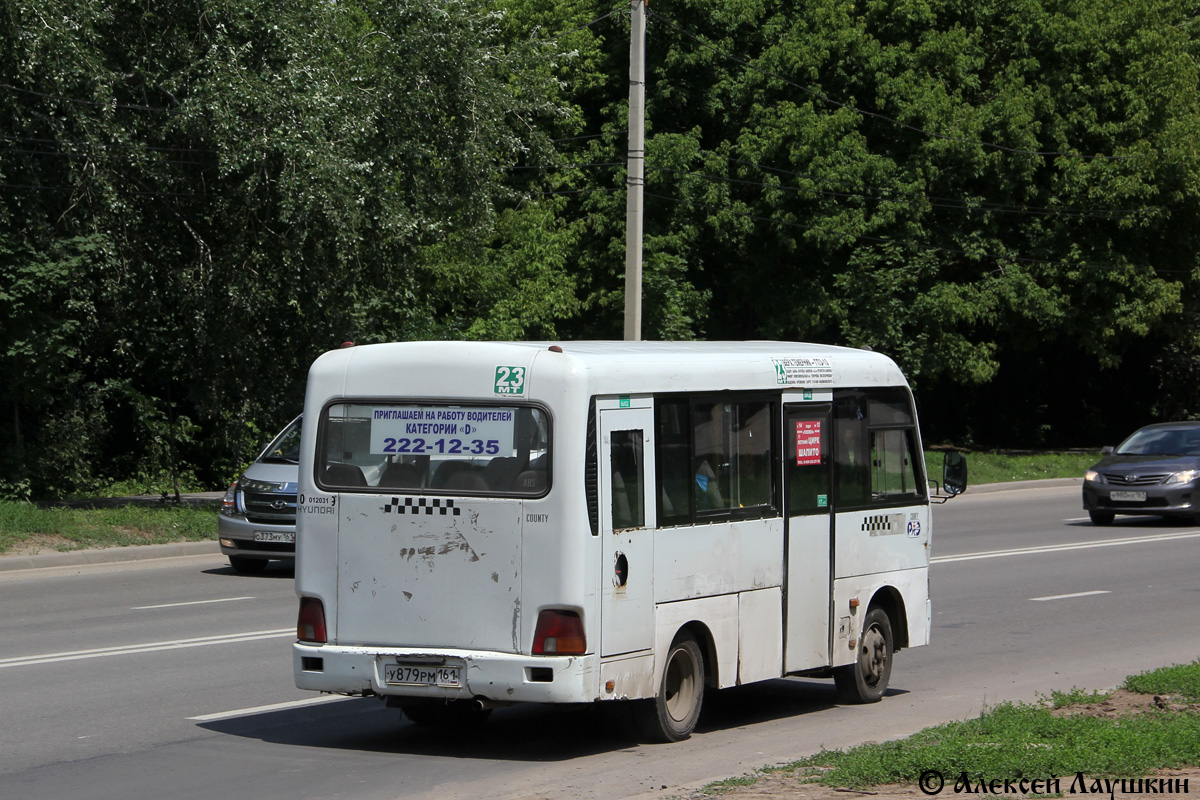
[3,0,1200,497]
[0,0,567,497]
[518,0,1200,445]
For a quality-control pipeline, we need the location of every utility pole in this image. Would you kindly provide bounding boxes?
[623,0,647,341]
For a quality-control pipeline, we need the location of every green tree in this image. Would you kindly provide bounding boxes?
[0,0,569,497]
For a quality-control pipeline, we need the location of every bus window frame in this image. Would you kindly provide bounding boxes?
[867,425,926,504]
[831,387,927,513]
[313,396,554,499]
[653,392,782,527]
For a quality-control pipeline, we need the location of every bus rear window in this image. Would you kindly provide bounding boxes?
[317,403,550,496]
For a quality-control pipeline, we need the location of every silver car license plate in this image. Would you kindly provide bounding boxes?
[254,530,296,543]
[1109,490,1147,502]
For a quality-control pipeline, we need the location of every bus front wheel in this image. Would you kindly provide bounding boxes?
[635,632,705,743]
[834,608,893,704]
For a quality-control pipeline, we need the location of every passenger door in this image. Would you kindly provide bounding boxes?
[783,402,833,672]
[599,402,656,657]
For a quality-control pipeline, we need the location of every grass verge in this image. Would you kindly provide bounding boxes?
[0,501,217,555]
[738,662,1200,793]
[927,450,1098,487]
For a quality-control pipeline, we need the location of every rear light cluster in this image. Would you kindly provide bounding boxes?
[297,597,327,644]
[532,609,585,655]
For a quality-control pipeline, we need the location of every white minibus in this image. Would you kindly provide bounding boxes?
[293,341,965,741]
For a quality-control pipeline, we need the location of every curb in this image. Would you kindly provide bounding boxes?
[0,540,221,573]
[959,477,1082,494]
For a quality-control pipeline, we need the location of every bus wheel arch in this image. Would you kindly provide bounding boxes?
[680,620,719,689]
[866,586,908,651]
[834,588,905,704]
[635,625,711,743]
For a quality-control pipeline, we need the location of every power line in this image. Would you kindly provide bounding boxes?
[535,6,624,44]
[0,181,205,199]
[508,161,623,171]
[649,164,1148,221]
[0,82,173,113]
[523,187,622,198]
[724,156,1151,219]
[501,150,1149,221]
[4,135,217,156]
[2,146,212,169]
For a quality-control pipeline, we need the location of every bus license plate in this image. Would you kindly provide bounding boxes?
[1110,490,1146,502]
[254,530,295,543]
[384,664,462,687]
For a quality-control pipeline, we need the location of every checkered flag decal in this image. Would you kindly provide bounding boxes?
[381,497,462,516]
[861,515,893,533]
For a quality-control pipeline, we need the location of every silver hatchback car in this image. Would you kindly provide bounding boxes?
[1082,421,1200,526]
[218,415,301,573]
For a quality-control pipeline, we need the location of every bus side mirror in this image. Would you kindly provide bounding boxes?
[942,452,968,496]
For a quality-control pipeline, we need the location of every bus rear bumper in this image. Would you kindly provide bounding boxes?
[293,643,596,704]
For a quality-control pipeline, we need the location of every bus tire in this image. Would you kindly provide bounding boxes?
[834,608,893,704]
[636,633,705,743]
[228,556,268,574]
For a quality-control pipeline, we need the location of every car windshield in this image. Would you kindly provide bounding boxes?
[259,417,302,464]
[1115,427,1200,457]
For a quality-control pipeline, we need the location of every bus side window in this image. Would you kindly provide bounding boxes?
[611,430,645,529]
[833,393,870,508]
[870,428,920,500]
[655,400,691,526]
[833,388,925,509]
[655,396,777,523]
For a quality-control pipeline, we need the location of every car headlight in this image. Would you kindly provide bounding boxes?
[219,481,241,517]
[1084,470,1104,483]
[1164,469,1200,486]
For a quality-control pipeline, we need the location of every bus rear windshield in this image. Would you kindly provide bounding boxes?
[317,402,549,496]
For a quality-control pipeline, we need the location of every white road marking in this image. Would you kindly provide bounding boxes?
[132,596,255,610]
[932,530,1200,563]
[1030,590,1111,602]
[0,628,294,669]
[188,695,350,722]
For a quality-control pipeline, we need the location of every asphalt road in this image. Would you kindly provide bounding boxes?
[2,480,1198,800]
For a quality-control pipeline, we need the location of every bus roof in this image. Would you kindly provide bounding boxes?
[308,340,909,399]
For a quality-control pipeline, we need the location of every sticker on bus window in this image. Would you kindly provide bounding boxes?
[494,366,526,395]
[795,420,822,466]
[368,407,516,456]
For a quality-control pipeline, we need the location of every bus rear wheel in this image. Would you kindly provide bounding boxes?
[635,633,705,743]
[834,608,893,704]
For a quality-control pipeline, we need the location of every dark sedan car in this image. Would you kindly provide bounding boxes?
[1082,421,1200,525]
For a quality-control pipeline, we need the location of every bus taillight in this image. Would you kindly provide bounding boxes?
[532,609,585,655]
[297,597,327,644]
